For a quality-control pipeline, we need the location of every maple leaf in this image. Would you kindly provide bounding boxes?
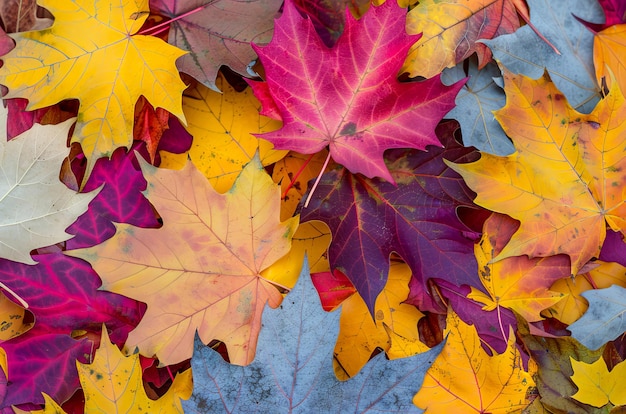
[301,121,483,314]
[161,73,286,193]
[447,68,626,275]
[77,328,192,412]
[0,253,144,408]
[182,262,443,413]
[568,285,626,350]
[0,110,96,264]
[0,0,187,180]
[467,213,570,323]
[517,314,606,414]
[333,260,428,380]
[414,310,534,413]
[441,59,513,155]
[402,0,526,79]
[22,328,192,413]
[570,355,626,408]
[150,0,281,92]
[483,0,603,112]
[65,146,160,250]
[68,155,298,366]
[250,0,463,182]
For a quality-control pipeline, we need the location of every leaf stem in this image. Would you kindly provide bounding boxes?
[0,282,28,309]
[137,5,206,36]
[282,153,316,199]
[304,151,332,209]
[496,303,507,344]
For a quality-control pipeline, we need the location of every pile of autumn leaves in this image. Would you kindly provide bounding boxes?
[0,0,624,412]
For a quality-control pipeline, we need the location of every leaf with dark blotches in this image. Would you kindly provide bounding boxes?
[250,0,463,182]
[182,261,443,413]
[0,253,144,408]
[301,121,484,314]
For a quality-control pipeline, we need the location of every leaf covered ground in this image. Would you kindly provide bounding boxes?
[0,0,625,412]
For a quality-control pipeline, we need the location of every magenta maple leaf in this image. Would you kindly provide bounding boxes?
[250,0,464,182]
[300,122,485,314]
[65,146,160,249]
[0,254,144,408]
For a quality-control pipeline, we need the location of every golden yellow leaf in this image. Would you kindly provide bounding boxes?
[161,73,285,193]
[414,310,534,413]
[68,156,298,366]
[594,24,626,95]
[447,68,626,275]
[467,213,569,322]
[78,328,191,412]
[547,261,626,325]
[571,356,626,408]
[334,261,427,380]
[0,292,31,341]
[0,0,187,180]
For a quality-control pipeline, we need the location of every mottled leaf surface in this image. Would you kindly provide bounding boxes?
[183,262,442,413]
[448,69,626,275]
[69,156,298,366]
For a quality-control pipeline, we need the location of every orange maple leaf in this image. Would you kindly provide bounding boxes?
[447,68,626,275]
[68,156,298,366]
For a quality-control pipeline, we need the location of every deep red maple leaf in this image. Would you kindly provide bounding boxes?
[300,122,485,314]
[250,0,463,182]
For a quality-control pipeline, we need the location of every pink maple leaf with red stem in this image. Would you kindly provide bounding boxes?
[249,0,464,183]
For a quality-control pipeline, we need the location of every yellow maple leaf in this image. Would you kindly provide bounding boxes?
[333,260,428,380]
[67,156,298,366]
[447,68,626,275]
[467,213,569,323]
[16,328,192,414]
[161,73,286,193]
[414,310,534,413]
[0,0,187,180]
[571,356,626,408]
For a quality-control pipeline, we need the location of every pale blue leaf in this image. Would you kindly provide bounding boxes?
[182,261,442,413]
[569,285,626,350]
[482,0,604,113]
[442,59,513,155]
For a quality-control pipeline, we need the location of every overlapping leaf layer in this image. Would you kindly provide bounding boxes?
[0,0,624,412]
